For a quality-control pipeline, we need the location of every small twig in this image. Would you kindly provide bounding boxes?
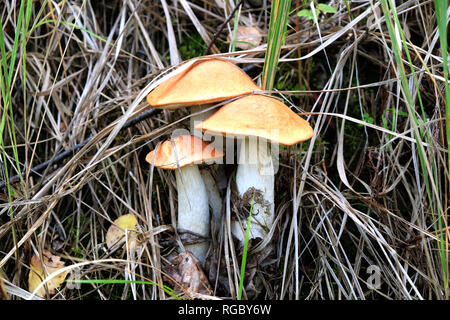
[203,0,245,56]
[0,108,160,189]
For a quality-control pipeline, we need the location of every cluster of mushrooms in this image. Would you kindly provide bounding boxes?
[144,57,313,265]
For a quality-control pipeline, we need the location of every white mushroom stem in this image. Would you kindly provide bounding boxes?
[200,169,223,230]
[232,137,275,244]
[175,165,210,264]
[191,105,224,237]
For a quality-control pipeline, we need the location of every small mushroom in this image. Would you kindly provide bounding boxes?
[146,135,224,264]
[195,94,314,243]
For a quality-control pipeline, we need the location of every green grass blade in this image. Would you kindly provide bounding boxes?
[381,0,448,292]
[0,0,34,254]
[262,0,292,90]
[230,1,240,53]
[238,193,255,300]
[434,0,450,293]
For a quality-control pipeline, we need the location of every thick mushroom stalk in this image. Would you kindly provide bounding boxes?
[232,137,275,241]
[200,168,223,231]
[175,165,210,262]
[146,135,224,265]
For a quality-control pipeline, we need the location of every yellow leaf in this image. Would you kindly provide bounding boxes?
[106,214,140,250]
[28,250,69,298]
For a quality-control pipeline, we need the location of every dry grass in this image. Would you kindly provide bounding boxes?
[0,0,448,300]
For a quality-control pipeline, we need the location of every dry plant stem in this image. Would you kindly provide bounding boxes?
[232,137,274,243]
[203,0,245,56]
[0,108,159,189]
[175,165,210,264]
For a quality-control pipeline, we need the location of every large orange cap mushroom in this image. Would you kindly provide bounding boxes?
[146,58,260,109]
[145,135,224,170]
[195,94,314,146]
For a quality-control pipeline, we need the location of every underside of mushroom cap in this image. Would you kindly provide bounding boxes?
[145,135,224,169]
[146,58,261,109]
[195,94,314,146]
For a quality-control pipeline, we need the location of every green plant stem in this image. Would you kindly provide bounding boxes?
[381,0,448,293]
[262,0,292,90]
[434,0,450,294]
[238,193,255,300]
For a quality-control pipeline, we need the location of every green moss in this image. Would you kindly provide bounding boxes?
[179,33,207,60]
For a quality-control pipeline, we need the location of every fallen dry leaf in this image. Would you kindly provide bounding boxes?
[229,26,262,50]
[164,251,213,297]
[106,213,140,251]
[28,250,69,298]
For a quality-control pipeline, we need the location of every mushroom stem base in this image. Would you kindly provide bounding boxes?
[232,138,275,244]
[175,165,210,263]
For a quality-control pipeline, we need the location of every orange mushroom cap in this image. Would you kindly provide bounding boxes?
[195,94,314,146]
[145,135,224,170]
[146,58,260,109]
